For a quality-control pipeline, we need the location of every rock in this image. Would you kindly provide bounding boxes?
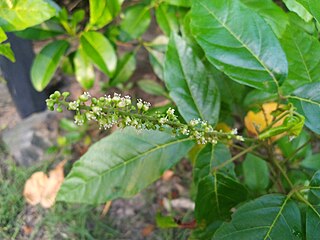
[1,111,59,166]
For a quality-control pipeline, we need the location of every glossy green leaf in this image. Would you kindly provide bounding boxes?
[306,206,320,240]
[280,26,320,95]
[164,0,191,7]
[0,0,57,31]
[195,173,248,236]
[164,33,220,125]
[283,0,313,22]
[88,0,122,29]
[301,154,320,170]
[155,4,179,36]
[214,194,302,239]
[190,0,288,92]
[308,170,320,204]
[306,170,320,239]
[120,4,151,40]
[14,21,64,40]
[288,12,316,34]
[308,0,320,24]
[74,48,95,90]
[31,40,69,91]
[58,128,194,204]
[0,27,6,42]
[194,143,235,185]
[243,154,269,191]
[243,90,277,109]
[109,52,136,86]
[80,31,117,76]
[71,9,85,29]
[241,0,288,37]
[290,82,320,134]
[137,79,168,97]
[0,43,15,62]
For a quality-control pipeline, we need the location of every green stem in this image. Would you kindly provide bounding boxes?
[213,144,259,171]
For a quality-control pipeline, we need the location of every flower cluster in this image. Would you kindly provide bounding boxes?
[47,91,244,145]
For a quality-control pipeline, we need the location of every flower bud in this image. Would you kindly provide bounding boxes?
[79,94,89,102]
[62,92,70,98]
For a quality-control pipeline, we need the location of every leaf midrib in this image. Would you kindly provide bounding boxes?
[263,195,290,239]
[291,33,312,83]
[174,39,205,121]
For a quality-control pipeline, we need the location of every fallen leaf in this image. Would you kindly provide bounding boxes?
[23,172,48,206]
[23,160,67,208]
[141,224,155,237]
[162,170,174,181]
[244,102,284,140]
[22,225,33,235]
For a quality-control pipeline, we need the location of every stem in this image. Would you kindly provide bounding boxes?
[272,153,307,203]
[283,138,311,164]
[213,144,259,171]
[259,110,290,135]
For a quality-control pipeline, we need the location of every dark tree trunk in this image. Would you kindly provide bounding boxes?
[0,33,47,118]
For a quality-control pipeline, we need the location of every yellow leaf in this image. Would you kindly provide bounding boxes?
[244,102,284,140]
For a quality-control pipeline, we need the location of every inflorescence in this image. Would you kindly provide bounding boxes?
[46,91,244,145]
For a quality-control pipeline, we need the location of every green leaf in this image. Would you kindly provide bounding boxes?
[137,79,168,97]
[156,213,179,228]
[214,194,302,239]
[148,48,165,80]
[190,0,288,92]
[80,31,117,76]
[306,206,320,240]
[290,82,320,134]
[0,27,7,42]
[88,0,122,29]
[74,48,95,90]
[194,143,235,185]
[120,4,151,41]
[0,0,57,31]
[109,52,136,86]
[277,130,311,160]
[195,173,248,236]
[283,0,313,22]
[301,153,320,170]
[59,118,80,132]
[243,154,269,191]
[288,12,316,34]
[308,170,320,204]
[164,33,220,125]
[280,26,320,95]
[155,4,179,36]
[241,0,289,37]
[163,0,191,7]
[14,21,64,40]
[0,43,15,62]
[31,40,69,91]
[306,171,320,239]
[243,89,277,109]
[308,0,320,24]
[58,128,194,204]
